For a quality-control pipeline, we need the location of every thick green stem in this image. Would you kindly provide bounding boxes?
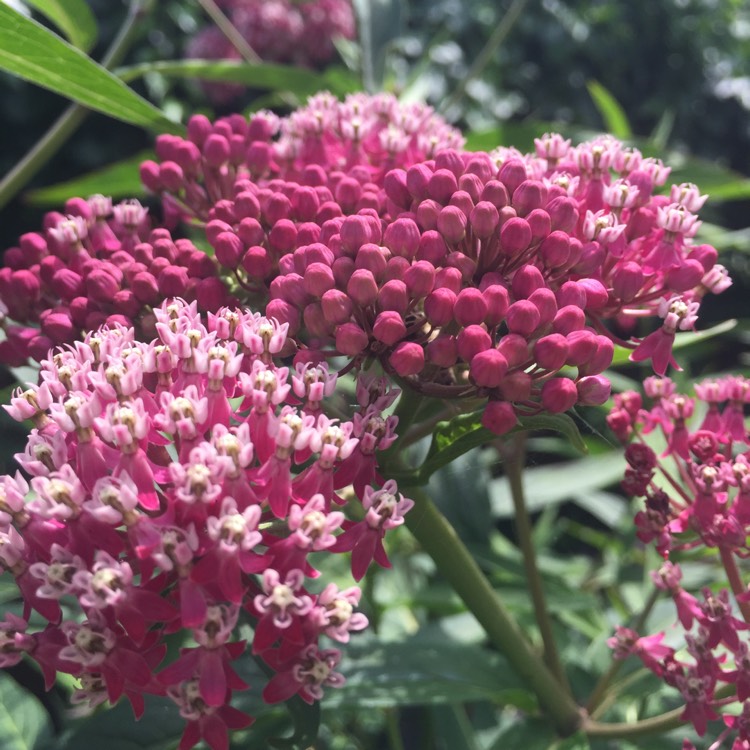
[502,435,570,692]
[402,485,582,737]
[0,0,154,210]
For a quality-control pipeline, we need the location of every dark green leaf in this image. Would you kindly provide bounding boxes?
[25,0,97,52]
[0,5,179,133]
[325,637,524,708]
[117,59,349,98]
[268,699,320,749]
[586,80,632,139]
[0,672,52,750]
[25,151,152,206]
[554,730,591,750]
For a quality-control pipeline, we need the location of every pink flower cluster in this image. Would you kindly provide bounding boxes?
[607,375,750,745]
[0,196,233,364]
[145,113,729,434]
[140,92,465,222]
[187,0,356,105]
[0,299,412,750]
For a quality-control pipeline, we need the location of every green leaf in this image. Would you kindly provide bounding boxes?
[586,80,632,139]
[25,150,152,206]
[25,0,97,52]
[0,672,52,750]
[325,637,525,708]
[117,59,353,98]
[0,4,180,133]
[403,410,587,486]
[268,698,320,749]
[609,319,738,366]
[488,452,626,518]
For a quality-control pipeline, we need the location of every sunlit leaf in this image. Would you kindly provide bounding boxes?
[117,60,357,98]
[586,80,632,139]
[0,672,52,750]
[25,0,97,52]
[25,151,152,206]
[0,5,179,133]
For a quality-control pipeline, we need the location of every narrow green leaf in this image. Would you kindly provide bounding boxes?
[0,5,180,133]
[117,59,343,98]
[610,319,738,367]
[25,0,97,52]
[25,150,151,206]
[0,672,52,750]
[488,453,625,518]
[586,80,632,139]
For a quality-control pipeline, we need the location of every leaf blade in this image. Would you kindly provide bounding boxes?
[0,5,180,133]
[24,0,97,52]
[586,80,632,139]
[0,672,53,750]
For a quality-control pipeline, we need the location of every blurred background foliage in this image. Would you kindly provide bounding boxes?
[1,1,750,748]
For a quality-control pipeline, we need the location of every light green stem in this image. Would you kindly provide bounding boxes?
[196,0,261,63]
[502,435,570,692]
[0,0,154,210]
[402,484,582,737]
[439,0,530,114]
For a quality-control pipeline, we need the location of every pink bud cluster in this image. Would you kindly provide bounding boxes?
[607,375,750,743]
[0,196,234,364]
[0,299,412,750]
[140,92,465,221]
[187,0,356,104]
[200,133,728,434]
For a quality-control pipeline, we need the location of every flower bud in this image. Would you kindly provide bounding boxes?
[406,163,433,201]
[483,284,510,326]
[385,256,410,282]
[500,217,532,255]
[470,349,508,387]
[553,305,586,335]
[158,266,189,297]
[435,149,464,177]
[303,262,336,297]
[416,230,448,265]
[511,265,545,299]
[498,159,527,197]
[556,281,587,309]
[321,289,353,325]
[497,333,530,367]
[404,260,435,298]
[457,325,491,362]
[577,375,611,405]
[332,256,355,288]
[140,160,162,192]
[41,311,76,344]
[416,199,441,231]
[612,262,645,302]
[427,335,458,367]
[159,161,184,192]
[213,232,244,268]
[547,196,578,233]
[665,259,705,293]
[383,217,420,259]
[578,278,609,310]
[528,288,557,326]
[263,193,291,225]
[389,342,425,376]
[464,153,494,183]
[581,335,614,375]
[470,201,500,238]
[336,322,369,356]
[241,246,271,280]
[196,277,230,311]
[480,180,509,209]
[499,371,532,401]
[454,288,488,326]
[437,206,467,244]
[373,311,407,346]
[527,209,551,242]
[384,169,411,207]
[449,190,474,217]
[51,268,84,301]
[340,215,373,254]
[113,290,141,318]
[86,268,120,303]
[539,231,571,269]
[428,169,459,204]
[534,334,569,371]
[203,134,230,167]
[506,300,540,336]
[434,267,463,294]
[187,114,212,146]
[542,378,578,413]
[378,280,409,315]
[566,330,598,366]
[303,302,331,338]
[482,401,518,435]
[512,180,547,217]
[355,244,389,279]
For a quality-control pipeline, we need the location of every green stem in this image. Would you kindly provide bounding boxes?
[439,0,530,114]
[401,484,582,736]
[720,545,750,623]
[196,0,261,64]
[502,434,570,693]
[0,0,154,210]
[584,684,735,739]
[385,708,406,750]
[586,586,661,714]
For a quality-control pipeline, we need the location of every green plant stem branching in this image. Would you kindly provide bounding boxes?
[501,434,570,692]
[0,0,154,211]
[439,0,530,115]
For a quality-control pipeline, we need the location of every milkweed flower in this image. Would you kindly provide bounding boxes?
[0,299,411,750]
